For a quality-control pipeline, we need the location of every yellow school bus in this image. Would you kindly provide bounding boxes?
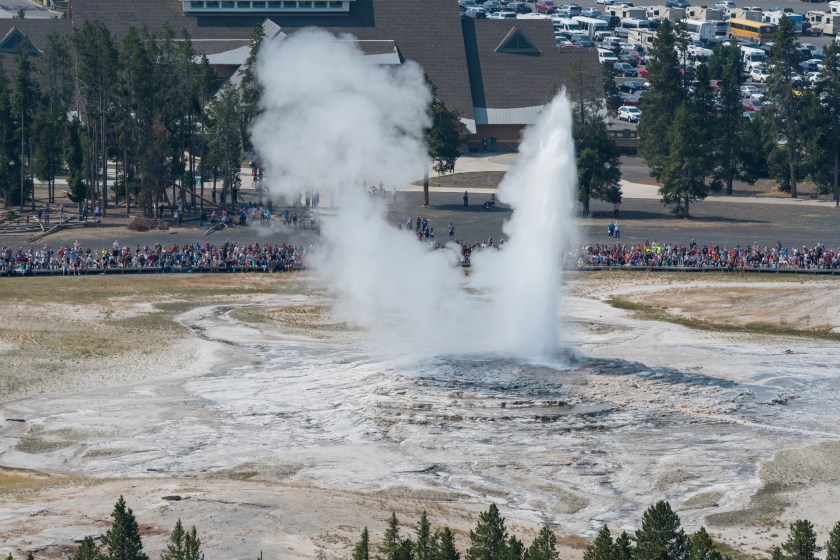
[728,18,778,42]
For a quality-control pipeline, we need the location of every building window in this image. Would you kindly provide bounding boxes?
[282,1,296,7]
[299,1,312,7]
[221,1,235,8]
[190,0,204,7]
[329,1,342,7]
[313,1,326,7]
[206,0,219,6]
[253,0,267,7]
[268,1,282,7]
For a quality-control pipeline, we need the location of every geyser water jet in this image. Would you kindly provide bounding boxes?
[251,30,576,360]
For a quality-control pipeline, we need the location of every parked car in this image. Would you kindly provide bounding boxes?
[638,67,649,78]
[739,84,759,97]
[483,0,504,12]
[619,54,639,67]
[598,49,619,63]
[560,3,582,15]
[463,6,488,18]
[618,106,642,122]
[715,0,736,9]
[618,80,647,92]
[572,35,596,47]
[536,0,558,13]
[458,0,478,11]
[619,93,641,106]
[743,5,762,10]
[581,7,601,17]
[596,0,615,4]
[750,66,770,83]
[807,71,826,85]
[508,2,532,13]
[666,0,689,7]
[614,62,638,76]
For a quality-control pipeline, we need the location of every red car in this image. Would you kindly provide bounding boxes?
[638,67,649,78]
[536,0,558,13]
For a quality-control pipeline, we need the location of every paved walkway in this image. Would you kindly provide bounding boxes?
[413,154,840,208]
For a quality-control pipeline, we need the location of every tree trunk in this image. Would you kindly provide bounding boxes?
[19,108,24,209]
[684,196,690,219]
[101,111,107,217]
[788,144,797,198]
[834,151,839,208]
[423,170,429,207]
[124,148,130,217]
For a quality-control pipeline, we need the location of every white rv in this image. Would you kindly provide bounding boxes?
[573,15,610,37]
[681,18,717,41]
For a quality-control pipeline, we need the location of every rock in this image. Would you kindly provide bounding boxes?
[162,495,183,501]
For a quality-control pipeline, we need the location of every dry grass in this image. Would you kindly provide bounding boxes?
[0,467,82,495]
[607,297,840,341]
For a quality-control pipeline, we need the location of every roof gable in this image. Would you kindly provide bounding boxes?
[0,27,39,56]
[494,27,540,55]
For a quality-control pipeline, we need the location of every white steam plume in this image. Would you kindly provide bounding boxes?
[252,29,576,359]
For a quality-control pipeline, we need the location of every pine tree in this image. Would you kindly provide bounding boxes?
[633,501,689,560]
[184,526,203,560]
[806,41,840,205]
[466,504,509,560]
[524,527,559,560]
[825,521,840,560]
[687,527,726,560]
[766,16,805,198]
[611,532,633,560]
[0,52,18,208]
[70,536,103,560]
[503,536,524,560]
[25,554,33,560]
[160,519,201,560]
[638,19,684,180]
[12,40,37,209]
[781,520,819,560]
[416,512,432,560]
[379,512,402,560]
[570,60,621,215]
[101,496,148,560]
[584,526,614,560]
[430,527,460,560]
[352,527,370,560]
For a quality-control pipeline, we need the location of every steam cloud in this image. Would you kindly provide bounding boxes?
[252,29,576,360]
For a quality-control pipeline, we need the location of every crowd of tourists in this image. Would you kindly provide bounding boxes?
[0,240,306,275]
[574,239,840,270]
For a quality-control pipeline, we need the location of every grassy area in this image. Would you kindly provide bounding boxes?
[606,297,840,341]
[0,467,83,495]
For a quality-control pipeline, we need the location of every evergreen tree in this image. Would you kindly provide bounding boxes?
[161,519,202,560]
[70,538,104,560]
[12,40,37,209]
[352,527,371,560]
[570,60,621,215]
[466,504,509,560]
[687,527,727,560]
[101,495,148,560]
[639,19,683,180]
[379,512,402,560]
[584,526,614,560]
[709,43,755,195]
[203,82,242,206]
[416,511,432,560]
[633,501,689,560]
[611,532,633,560]
[0,54,18,208]
[73,20,118,214]
[503,536,525,560]
[425,80,462,176]
[524,527,559,560]
[806,41,840,205]
[33,31,71,204]
[65,116,87,205]
[184,526,203,560]
[658,102,716,217]
[430,527,461,560]
[766,16,805,197]
[781,520,819,560]
[825,521,840,560]
[239,23,265,149]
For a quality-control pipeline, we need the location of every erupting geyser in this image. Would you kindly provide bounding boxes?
[251,29,576,360]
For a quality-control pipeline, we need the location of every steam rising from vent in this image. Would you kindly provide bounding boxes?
[251,29,576,360]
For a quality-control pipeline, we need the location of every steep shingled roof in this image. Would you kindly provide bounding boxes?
[70,0,476,119]
[462,18,601,112]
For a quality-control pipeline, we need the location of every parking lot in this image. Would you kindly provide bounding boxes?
[0,0,62,18]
